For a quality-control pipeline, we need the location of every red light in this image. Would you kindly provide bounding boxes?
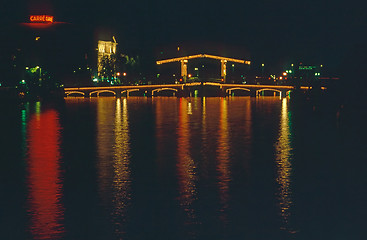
[179,78,182,82]
[30,15,54,23]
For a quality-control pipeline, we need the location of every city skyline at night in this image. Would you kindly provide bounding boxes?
[1,1,367,239]
[1,0,365,72]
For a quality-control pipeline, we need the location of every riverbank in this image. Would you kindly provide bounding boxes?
[0,87,65,102]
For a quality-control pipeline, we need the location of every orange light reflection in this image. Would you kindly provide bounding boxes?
[177,98,198,224]
[217,98,231,224]
[112,98,131,235]
[96,98,115,199]
[275,98,296,233]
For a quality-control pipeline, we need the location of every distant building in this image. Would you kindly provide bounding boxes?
[97,39,117,78]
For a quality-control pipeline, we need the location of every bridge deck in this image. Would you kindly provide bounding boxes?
[65,83,309,92]
[64,83,312,97]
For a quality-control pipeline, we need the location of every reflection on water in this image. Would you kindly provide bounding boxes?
[20,103,29,158]
[26,105,64,240]
[177,98,198,228]
[112,98,131,235]
[154,97,179,173]
[200,97,210,179]
[275,98,295,233]
[5,96,348,239]
[96,98,131,237]
[217,98,231,224]
[97,98,115,198]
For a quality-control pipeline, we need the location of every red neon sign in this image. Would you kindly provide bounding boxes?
[30,15,54,23]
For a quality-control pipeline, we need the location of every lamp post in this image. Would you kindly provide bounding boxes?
[36,66,42,85]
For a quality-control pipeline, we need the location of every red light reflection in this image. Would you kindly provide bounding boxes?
[27,109,64,239]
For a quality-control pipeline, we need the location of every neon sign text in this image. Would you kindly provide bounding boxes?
[29,15,54,23]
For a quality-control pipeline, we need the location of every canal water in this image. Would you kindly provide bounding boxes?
[0,97,366,240]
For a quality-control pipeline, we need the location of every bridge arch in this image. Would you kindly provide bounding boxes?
[152,88,178,96]
[65,91,85,97]
[226,87,251,96]
[121,89,140,97]
[90,90,116,97]
[256,88,282,97]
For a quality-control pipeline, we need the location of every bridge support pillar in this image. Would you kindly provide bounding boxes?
[144,90,152,97]
[280,90,287,98]
[176,88,186,97]
[221,60,227,83]
[181,60,188,83]
[115,91,122,98]
[250,90,257,97]
[219,88,226,97]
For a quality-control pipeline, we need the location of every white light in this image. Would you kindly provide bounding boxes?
[93,78,98,82]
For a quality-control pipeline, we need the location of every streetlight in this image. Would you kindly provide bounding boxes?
[36,66,42,84]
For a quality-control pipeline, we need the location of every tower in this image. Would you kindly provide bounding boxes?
[97,37,117,78]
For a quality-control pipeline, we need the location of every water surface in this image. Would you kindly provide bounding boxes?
[0,97,366,240]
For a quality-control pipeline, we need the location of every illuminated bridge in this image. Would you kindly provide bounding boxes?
[64,82,311,98]
[156,54,251,83]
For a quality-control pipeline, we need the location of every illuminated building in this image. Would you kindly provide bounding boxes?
[97,38,118,79]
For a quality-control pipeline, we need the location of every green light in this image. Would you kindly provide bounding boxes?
[299,66,316,70]
[21,110,26,122]
[20,109,27,158]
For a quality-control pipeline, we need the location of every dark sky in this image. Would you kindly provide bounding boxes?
[2,0,366,72]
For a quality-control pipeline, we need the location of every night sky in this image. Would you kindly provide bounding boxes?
[1,0,366,72]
